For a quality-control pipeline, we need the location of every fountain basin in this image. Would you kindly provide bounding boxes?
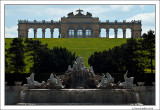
[20,89,139,104]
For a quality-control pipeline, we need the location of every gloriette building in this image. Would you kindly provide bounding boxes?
[18,9,142,38]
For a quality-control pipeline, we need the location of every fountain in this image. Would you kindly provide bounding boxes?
[16,56,143,105]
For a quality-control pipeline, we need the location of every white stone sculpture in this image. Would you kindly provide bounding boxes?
[98,73,114,88]
[73,61,77,70]
[119,71,135,89]
[89,66,95,76]
[106,72,114,83]
[65,65,73,74]
[23,73,41,88]
[56,76,62,86]
[47,73,64,88]
[48,73,57,84]
[30,73,41,86]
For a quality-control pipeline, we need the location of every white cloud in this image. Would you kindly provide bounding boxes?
[110,5,133,12]
[5,26,18,38]
[126,13,155,36]
[5,26,17,33]
[142,25,155,35]
[126,13,155,25]
[5,33,17,38]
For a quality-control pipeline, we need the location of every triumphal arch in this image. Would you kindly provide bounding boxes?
[18,9,142,38]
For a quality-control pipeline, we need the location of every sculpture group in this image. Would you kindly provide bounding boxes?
[24,56,136,89]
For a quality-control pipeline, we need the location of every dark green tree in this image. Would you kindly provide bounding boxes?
[88,38,146,76]
[139,30,155,73]
[51,46,76,73]
[25,38,76,74]
[5,43,11,73]
[36,46,76,74]
[122,38,146,77]
[24,38,48,73]
[7,38,26,73]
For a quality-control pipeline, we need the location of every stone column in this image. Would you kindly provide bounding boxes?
[91,30,93,38]
[74,30,77,38]
[42,29,45,38]
[50,29,54,38]
[59,30,61,38]
[83,30,86,38]
[25,29,28,38]
[114,29,118,38]
[106,29,109,38]
[67,30,70,38]
[131,30,134,38]
[34,29,37,38]
[123,29,126,38]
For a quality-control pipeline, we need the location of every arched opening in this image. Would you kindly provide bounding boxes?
[109,28,114,38]
[117,28,123,38]
[77,29,83,38]
[54,28,59,38]
[100,28,106,38]
[28,28,34,38]
[86,29,91,38]
[37,28,42,38]
[69,29,74,38]
[126,28,131,38]
[45,28,51,38]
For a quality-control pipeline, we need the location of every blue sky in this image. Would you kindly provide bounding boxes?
[5,5,155,38]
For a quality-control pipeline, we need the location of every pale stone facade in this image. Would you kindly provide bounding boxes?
[18,9,142,38]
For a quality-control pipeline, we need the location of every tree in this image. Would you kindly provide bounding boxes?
[88,38,146,76]
[122,38,146,76]
[7,38,26,73]
[5,43,11,73]
[139,30,155,73]
[25,38,76,74]
[24,38,48,73]
[51,46,76,73]
[36,46,76,74]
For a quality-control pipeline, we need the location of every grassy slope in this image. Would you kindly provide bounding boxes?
[5,38,128,72]
[6,38,155,74]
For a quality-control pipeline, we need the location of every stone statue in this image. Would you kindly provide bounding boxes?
[30,73,35,83]
[24,73,41,88]
[56,76,62,86]
[90,66,94,73]
[98,73,106,88]
[119,71,135,88]
[86,12,92,17]
[68,12,74,17]
[26,77,33,85]
[98,73,114,88]
[73,61,77,70]
[106,72,114,83]
[101,74,105,83]
[65,65,73,74]
[48,73,57,84]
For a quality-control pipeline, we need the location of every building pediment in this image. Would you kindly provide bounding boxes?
[67,9,92,18]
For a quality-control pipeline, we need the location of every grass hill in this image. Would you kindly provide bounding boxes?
[5,38,128,73]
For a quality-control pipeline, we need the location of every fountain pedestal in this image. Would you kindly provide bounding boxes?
[20,89,139,104]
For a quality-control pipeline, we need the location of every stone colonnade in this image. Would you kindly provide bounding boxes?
[18,20,142,38]
[31,28,59,38]
[104,29,127,38]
